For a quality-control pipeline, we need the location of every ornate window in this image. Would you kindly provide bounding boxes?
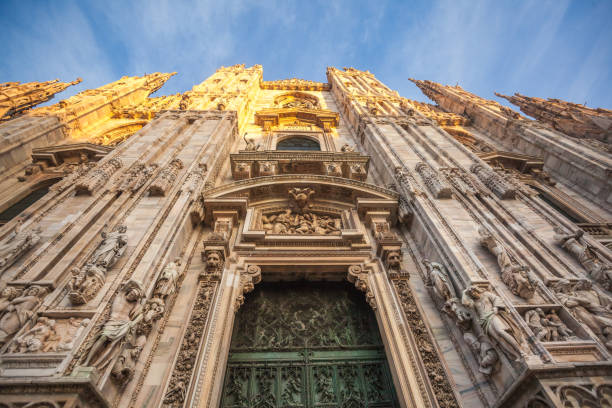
[276,136,321,151]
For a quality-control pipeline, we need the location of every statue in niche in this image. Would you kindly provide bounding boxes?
[423,259,456,301]
[462,285,527,361]
[0,285,48,345]
[154,258,182,298]
[10,316,58,353]
[81,281,144,369]
[479,226,535,299]
[554,226,612,291]
[0,219,41,271]
[90,225,128,269]
[463,332,499,375]
[552,279,612,349]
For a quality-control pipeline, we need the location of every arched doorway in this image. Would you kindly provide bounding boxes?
[220,281,399,407]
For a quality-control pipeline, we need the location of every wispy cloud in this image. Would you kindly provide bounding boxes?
[0,0,610,108]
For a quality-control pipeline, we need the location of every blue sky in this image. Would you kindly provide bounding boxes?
[1,0,611,109]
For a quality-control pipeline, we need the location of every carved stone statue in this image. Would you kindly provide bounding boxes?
[462,285,527,361]
[0,286,20,317]
[243,133,260,151]
[91,225,128,269]
[554,226,612,291]
[442,297,472,331]
[524,308,548,341]
[0,285,48,345]
[479,226,535,299]
[552,279,612,349]
[154,258,182,298]
[111,297,165,383]
[0,220,41,273]
[464,332,499,375]
[81,281,144,370]
[261,208,341,236]
[68,225,128,305]
[544,309,574,341]
[423,259,456,301]
[340,144,355,152]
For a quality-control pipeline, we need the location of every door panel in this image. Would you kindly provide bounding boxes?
[220,282,399,408]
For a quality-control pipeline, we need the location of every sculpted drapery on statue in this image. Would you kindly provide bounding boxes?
[462,285,527,362]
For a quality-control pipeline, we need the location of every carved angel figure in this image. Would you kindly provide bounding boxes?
[0,285,48,345]
[462,285,527,361]
[82,281,144,369]
[554,226,612,290]
[423,259,456,301]
[0,220,41,271]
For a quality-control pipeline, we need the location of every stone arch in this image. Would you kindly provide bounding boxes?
[275,134,321,151]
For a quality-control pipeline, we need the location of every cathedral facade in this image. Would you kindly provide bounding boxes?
[0,64,610,408]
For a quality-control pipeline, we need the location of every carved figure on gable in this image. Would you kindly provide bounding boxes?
[0,220,41,272]
[81,280,144,369]
[423,259,456,301]
[0,285,48,345]
[554,226,612,291]
[341,144,355,152]
[479,226,535,299]
[464,332,499,376]
[243,133,261,151]
[462,285,527,361]
[288,187,315,213]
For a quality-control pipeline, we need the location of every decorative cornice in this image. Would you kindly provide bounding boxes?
[260,78,330,91]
